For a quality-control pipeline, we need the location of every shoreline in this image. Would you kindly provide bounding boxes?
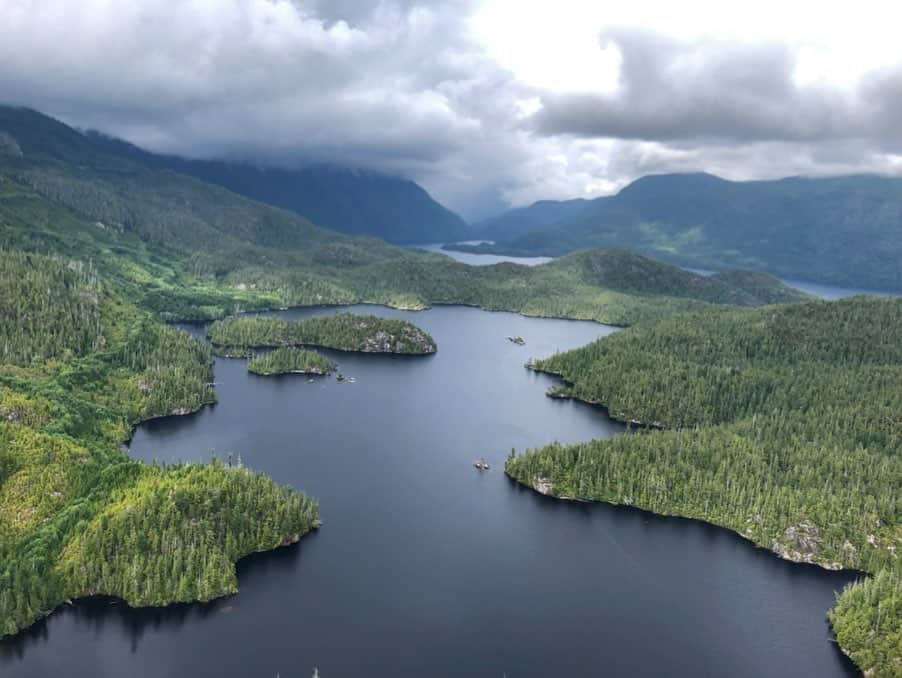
[2,355,315,642]
[505,374,880,675]
[502,466,871,672]
[505,469,863,574]
[211,339,437,356]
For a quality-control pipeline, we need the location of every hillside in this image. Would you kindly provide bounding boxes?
[0,250,319,638]
[86,132,469,245]
[472,197,593,242]
[508,297,902,676]
[0,106,806,329]
[452,172,902,292]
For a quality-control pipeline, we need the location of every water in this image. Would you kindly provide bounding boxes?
[685,267,895,300]
[428,245,897,298]
[1,306,858,677]
[414,241,553,267]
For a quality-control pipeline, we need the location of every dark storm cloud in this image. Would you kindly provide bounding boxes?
[0,0,527,217]
[533,27,902,150]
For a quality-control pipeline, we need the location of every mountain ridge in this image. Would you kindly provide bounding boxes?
[458,171,902,291]
[0,104,469,245]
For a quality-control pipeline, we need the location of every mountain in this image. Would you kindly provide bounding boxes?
[452,172,902,291]
[86,133,468,245]
[0,105,806,326]
[472,197,594,242]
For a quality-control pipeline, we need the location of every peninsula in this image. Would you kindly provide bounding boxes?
[508,297,902,675]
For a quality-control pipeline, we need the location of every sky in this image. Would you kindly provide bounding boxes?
[2,0,902,220]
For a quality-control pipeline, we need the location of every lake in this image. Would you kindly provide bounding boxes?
[1,305,859,677]
[414,242,554,267]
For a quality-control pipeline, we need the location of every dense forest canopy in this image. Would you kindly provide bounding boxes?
[208,313,437,354]
[0,251,319,638]
[247,347,336,376]
[509,297,902,676]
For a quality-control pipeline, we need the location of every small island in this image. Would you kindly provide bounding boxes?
[247,347,336,376]
[208,312,437,355]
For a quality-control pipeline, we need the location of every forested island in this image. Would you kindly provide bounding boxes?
[0,251,320,638]
[508,297,901,676]
[247,347,336,376]
[208,313,437,354]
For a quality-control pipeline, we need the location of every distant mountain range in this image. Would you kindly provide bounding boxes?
[463,172,902,291]
[471,198,591,242]
[0,104,805,327]
[0,106,468,245]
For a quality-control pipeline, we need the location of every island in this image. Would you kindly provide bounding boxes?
[207,312,437,355]
[247,347,336,376]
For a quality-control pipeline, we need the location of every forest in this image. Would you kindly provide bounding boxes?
[508,297,901,676]
[247,347,336,376]
[1,106,896,673]
[0,250,319,638]
[0,107,809,330]
[208,313,437,354]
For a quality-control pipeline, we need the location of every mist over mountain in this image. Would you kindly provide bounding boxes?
[0,105,468,245]
[80,130,469,245]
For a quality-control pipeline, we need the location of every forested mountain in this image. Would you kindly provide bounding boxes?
[85,132,469,245]
[452,172,902,291]
[0,105,805,328]
[509,297,902,676]
[472,197,593,242]
[0,105,469,245]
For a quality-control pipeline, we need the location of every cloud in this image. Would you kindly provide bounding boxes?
[533,27,902,149]
[1,3,902,219]
[0,0,526,217]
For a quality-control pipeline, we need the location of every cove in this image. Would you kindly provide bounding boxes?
[0,305,858,677]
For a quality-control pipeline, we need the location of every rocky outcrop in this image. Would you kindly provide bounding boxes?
[533,478,554,495]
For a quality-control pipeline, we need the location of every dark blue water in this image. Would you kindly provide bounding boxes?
[1,305,858,677]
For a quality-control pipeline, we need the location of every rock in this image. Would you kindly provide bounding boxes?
[772,520,826,565]
[533,478,554,495]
